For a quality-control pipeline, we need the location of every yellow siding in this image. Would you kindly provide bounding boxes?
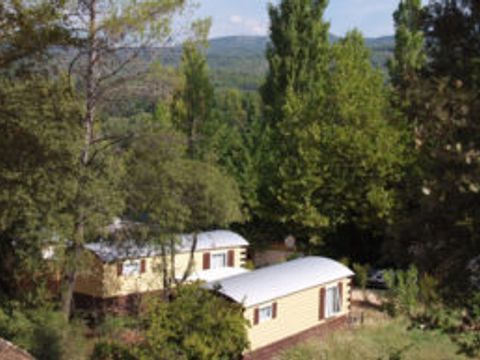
[244,278,351,351]
[74,253,104,297]
[76,246,247,298]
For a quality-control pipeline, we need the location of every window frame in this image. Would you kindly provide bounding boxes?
[210,252,227,269]
[258,304,274,323]
[325,284,341,318]
[122,259,142,277]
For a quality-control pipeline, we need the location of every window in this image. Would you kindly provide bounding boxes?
[259,304,273,322]
[122,260,141,276]
[211,253,227,269]
[326,285,341,317]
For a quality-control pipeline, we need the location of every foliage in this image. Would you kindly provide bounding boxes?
[423,0,480,91]
[389,0,426,100]
[261,3,405,246]
[383,266,420,317]
[0,76,83,302]
[0,0,73,71]
[353,263,371,299]
[139,284,249,360]
[0,305,88,360]
[171,42,214,159]
[91,341,137,360]
[208,90,265,214]
[126,128,243,234]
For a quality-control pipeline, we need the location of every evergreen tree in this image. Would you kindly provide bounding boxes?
[60,0,197,318]
[424,0,480,90]
[210,90,264,215]
[171,43,214,159]
[389,0,426,112]
[0,0,72,70]
[0,77,82,301]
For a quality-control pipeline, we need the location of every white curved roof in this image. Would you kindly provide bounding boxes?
[85,230,249,262]
[205,257,354,307]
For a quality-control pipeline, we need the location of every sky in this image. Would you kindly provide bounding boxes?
[194,0,426,39]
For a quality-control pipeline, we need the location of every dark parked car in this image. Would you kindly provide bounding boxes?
[367,269,388,289]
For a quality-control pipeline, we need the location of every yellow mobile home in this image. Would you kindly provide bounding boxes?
[206,257,354,359]
[74,230,249,313]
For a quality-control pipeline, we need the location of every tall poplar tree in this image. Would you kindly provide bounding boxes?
[260,0,331,233]
[261,0,404,246]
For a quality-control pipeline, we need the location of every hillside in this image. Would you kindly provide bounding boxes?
[138,35,394,91]
[204,35,394,90]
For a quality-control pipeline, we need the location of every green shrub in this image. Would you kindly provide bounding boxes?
[97,315,141,339]
[352,263,370,300]
[0,305,88,360]
[91,341,138,360]
[140,283,249,360]
[383,266,420,317]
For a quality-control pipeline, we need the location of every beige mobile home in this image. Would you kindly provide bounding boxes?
[74,230,249,313]
[206,257,354,358]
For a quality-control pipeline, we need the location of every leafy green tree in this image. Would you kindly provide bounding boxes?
[261,4,405,246]
[171,42,214,159]
[259,0,331,234]
[140,284,249,360]
[125,127,243,293]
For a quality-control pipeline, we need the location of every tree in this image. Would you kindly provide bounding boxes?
[261,3,405,248]
[389,79,480,295]
[124,126,243,295]
[259,0,331,236]
[140,283,249,360]
[0,0,72,71]
[209,90,265,215]
[387,0,480,297]
[424,0,480,90]
[60,0,204,318]
[388,0,426,115]
[171,42,214,159]
[0,77,82,302]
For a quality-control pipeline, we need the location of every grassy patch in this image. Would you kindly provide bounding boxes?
[278,315,467,360]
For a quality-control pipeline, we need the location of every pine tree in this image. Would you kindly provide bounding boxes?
[389,0,426,111]
[171,43,214,159]
[424,0,480,90]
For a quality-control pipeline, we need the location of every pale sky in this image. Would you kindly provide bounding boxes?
[195,0,428,39]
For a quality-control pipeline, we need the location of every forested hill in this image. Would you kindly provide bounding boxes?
[205,35,394,90]
[139,34,394,91]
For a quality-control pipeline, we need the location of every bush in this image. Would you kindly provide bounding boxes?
[352,263,370,300]
[91,341,138,360]
[383,266,420,317]
[139,283,249,360]
[0,305,88,360]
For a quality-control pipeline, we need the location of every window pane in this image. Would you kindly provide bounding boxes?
[326,286,340,317]
[123,260,141,276]
[259,305,273,322]
[211,253,227,269]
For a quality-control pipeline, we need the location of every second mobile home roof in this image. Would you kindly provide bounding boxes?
[205,257,354,307]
